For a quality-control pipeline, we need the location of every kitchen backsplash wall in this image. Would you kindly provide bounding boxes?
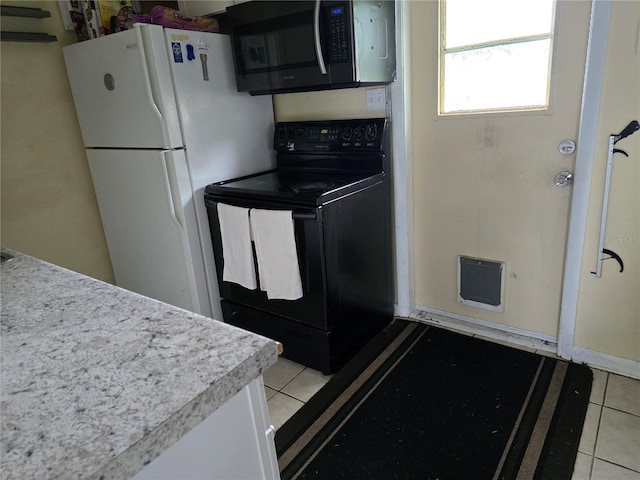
[273,87,388,122]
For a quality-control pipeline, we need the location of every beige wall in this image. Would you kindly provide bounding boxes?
[1,0,114,282]
[573,1,639,361]
[273,87,384,121]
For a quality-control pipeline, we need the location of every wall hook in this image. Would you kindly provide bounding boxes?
[591,249,624,275]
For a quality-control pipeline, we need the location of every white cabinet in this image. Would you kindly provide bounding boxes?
[132,377,280,480]
[177,0,247,17]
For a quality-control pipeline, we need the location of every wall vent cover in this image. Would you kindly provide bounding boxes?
[458,256,505,312]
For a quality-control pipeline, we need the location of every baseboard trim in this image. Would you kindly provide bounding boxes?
[410,307,557,354]
[409,307,640,380]
[571,346,640,380]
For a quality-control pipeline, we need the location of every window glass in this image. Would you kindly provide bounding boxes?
[445,0,555,48]
[440,0,555,114]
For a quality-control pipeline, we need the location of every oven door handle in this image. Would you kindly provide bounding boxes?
[292,211,317,221]
[314,0,328,75]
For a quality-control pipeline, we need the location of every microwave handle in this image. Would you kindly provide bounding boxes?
[314,0,328,75]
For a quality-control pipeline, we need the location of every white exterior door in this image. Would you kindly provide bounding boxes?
[410,1,593,339]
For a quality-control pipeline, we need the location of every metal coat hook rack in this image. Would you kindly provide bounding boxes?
[592,120,639,277]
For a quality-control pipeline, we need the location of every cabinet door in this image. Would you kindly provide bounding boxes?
[177,0,232,17]
[132,377,279,479]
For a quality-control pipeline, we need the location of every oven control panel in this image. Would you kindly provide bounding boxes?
[275,118,387,153]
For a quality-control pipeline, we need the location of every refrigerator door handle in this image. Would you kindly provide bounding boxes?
[135,27,165,125]
[162,152,185,231]
[200,53,209,81]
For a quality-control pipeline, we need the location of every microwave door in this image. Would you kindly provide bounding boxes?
[230,1,333,94]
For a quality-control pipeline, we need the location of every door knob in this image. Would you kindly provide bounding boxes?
[555,171,573,187]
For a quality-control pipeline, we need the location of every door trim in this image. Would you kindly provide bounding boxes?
[391,0,415,317]
[557,0,612,360]
[394,0,612,361]
[412,306,557,351]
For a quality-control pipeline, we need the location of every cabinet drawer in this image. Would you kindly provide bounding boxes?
[222,300,332,374]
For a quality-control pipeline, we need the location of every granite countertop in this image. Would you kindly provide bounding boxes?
[0,249,279,480]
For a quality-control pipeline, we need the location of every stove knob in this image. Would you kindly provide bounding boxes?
[342,126,352,141]
[277,127,287,141]
[365,124,378,142]
[353,127,363,141]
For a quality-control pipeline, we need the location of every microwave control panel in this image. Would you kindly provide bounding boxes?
[327,4,350,63]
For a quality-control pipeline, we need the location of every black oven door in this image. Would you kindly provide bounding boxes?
[204,195,328,330]
[227,0,355,95]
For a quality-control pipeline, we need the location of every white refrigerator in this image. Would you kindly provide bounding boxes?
[63,24,275,320]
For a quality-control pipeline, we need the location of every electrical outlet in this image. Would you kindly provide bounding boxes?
[366,87,386,111]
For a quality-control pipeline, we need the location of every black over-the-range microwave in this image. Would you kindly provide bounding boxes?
[225,0,396,95]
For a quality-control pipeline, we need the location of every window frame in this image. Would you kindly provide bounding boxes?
[438,0,557,116]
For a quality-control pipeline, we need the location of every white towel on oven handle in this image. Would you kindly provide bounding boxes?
[216,203,257,290]
[249,208,303,300]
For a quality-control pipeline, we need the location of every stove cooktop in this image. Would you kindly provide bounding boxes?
[204,170,385,206]
[205,118,390,206]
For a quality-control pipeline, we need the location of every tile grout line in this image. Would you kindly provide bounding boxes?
[264,365,308,392]
[266,366,327,404]
[600,404,640,418]
[591,457,640,475]
[280,367,308,392]
[588,372,609,479]
[272,390,308,404]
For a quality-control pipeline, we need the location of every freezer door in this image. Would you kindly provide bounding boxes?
[64,24,183,149]
[87,148,212,317]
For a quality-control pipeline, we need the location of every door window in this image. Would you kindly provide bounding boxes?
[439,0,556,114]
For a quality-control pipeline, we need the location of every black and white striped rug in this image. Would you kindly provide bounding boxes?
[276,319,592,480]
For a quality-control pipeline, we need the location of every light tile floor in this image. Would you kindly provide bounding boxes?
[263,357,332,431]
[265,339,640,479]
[573,370,640,479]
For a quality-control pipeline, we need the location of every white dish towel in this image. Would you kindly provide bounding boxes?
[250,208,303,300]
[216,203,257,290]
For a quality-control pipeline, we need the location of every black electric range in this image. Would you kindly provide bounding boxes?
[204,119,393,374]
